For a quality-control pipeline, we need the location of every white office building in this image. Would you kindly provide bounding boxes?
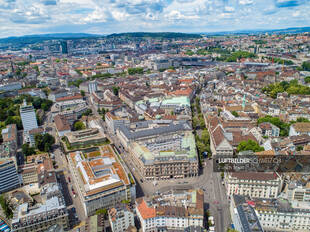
[88,81,98,93]
[20,100,38,132]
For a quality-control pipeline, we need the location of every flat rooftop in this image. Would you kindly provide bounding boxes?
[70,145,130,197]
[131,131,197,165]
[65,128,106,144]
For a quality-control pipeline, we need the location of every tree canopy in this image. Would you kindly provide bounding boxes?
[237,139,264,153]
[231,111,239,117]
[22,143,36,156]
[128,67,144,75]
[262,80,310,98]
[301,61,310,71]
[304,76,310,84]
[73,121,86,131]
[35,133,55,152]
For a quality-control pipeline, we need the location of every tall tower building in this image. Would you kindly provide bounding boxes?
[0,157,22,193]
[60,41,68,54]
[88,80,98,93]
[20,99,38,132]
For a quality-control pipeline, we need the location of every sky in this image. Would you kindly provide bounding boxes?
[0,0,310,38]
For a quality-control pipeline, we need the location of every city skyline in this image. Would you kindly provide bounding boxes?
[0,0,310,38]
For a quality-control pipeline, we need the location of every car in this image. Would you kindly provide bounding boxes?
[72,207,76,213]
[68,177,71,183]
[140,179,144,183]
[71,187,74,192]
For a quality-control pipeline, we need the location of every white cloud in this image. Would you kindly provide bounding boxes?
[239,0,253,5]
[83,7,107,23]
[0,0,310,37]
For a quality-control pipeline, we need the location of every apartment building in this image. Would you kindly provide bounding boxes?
[230,195,264,232]
[105,107,132,134]
[11,183,69,232]
[254,197,310,232]
[68,145,136,216]
[19,163,38,185]
[285,181,310,202]
[1,124,18,156]
[108,204,135,232]
[136,189,204,232]
[0,81,22,92]
[225,172,283,198]
[289,122,310,136]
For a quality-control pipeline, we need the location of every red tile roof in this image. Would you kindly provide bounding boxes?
[136,198,156,220]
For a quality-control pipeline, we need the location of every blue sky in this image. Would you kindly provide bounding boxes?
[0,0,309,38]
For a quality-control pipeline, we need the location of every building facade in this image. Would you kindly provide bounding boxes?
[108,204,135,232]
[68,145,136,216]
[0,157,21,193]
[136,189,204,232]
[20,100,38,133]
[225,172,283,198]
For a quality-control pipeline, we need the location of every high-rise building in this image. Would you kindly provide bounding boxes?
[88,81,98,93]
[60,41,68,54]
[0,157,22,193]
[20,100,38,132]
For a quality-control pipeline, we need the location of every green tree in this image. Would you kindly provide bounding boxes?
[237,139,264,153]
[304,76,310,84]
[80,90,85,97]
[185,50,194,56]
[0,195,13,219]
[22,143,36,156]
[82,109,92,116]
[95,208,107,215]
[35,133,55,152]
[296,117,310,122]
[112,86,120,96]
[201,129,210,144]
[231,111,239,117]
[128,67,144,75]
[301,61,310,71]
[73,121,86,131]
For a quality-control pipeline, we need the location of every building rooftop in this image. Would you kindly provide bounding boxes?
[65,128,106,144]
[1,124,17,143]
[69,145,131,198]
[118,120,191,141]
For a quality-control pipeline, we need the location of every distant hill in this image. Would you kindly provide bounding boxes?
[202,26,310,36]
[0,33,101,45]
[106,32,202,39]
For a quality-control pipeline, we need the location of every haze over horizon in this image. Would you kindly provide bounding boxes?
[0,0,310,38]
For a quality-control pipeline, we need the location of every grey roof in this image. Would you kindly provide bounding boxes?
[119,120,191,140]
[233,195,264,232]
